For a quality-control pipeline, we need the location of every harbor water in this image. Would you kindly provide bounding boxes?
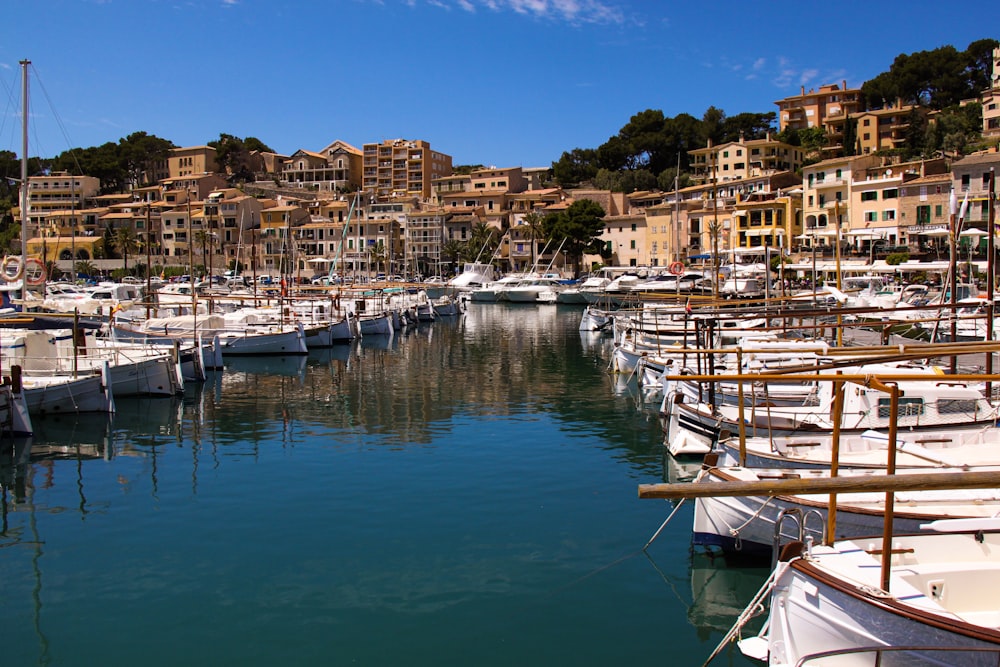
[0,304,762,666]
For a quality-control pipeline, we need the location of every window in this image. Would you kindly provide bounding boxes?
[882,210,896,221]
[736,150,742,156]
[938,399,978,415]
[865,211,877,222]
[878,397,924,419]
[631,223,636,232]
[961,174,970,191]
[916,205,931,223]
[723,151,729,158]
[863,133,871,141]
[630,240,636,249]
[861,191,878,201]
[863,118,871,126]
[935,204,943,217]
[883,188,898,199]
[835,169,842,179]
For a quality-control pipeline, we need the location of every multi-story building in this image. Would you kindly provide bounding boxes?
[21,172,101,239]
[168,146,218,179]
[732,191,802,252]
[689,135,803,184]
[982,46,1000,138]
[774,81,862,133]
[849,104,921,155]
[801,155,880,243]
[897,172,952,258]
[404,206,446,277]
[599,211,648,267]
[952,150,1000,236]
[281,140,363,192]
[362,139,453,199]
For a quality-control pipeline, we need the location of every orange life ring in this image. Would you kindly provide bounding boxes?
[24,257,47,286]
[1,255,24,283]
[669,261,684,276]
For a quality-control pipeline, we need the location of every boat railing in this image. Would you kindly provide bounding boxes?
[793,644,1000,666]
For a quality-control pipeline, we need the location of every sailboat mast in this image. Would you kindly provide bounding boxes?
[20,60,30,300]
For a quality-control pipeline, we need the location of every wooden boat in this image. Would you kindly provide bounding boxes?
[691,458,1000,557]
[739,526,1000,665]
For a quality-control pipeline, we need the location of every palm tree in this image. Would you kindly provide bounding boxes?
[521,212,546,270]
[112,226,140,275]
[469,221,498,260]
[368,240,387,277]
[74,259,97,281]
[441,240,466,276]
[194,230,209,279]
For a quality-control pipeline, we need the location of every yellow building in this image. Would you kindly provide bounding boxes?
[689,135,803,184]
[168,146,218,179]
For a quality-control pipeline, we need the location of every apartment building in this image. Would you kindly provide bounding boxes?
[362,139,453,199]
[952,150,1000,233]
[774,81,862,133]
[982,46,1000,137]
[732,191,802,252]
[689,136,803,184]
[897,173,952,257]
[281,140,363,192]
[257,204,311,275]
[168,146,218,179]
[20,172,101,239]
[801,155,880,242]
[850,104,921,154]
[599,212,648,267]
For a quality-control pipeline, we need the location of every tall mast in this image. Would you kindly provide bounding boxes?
[20,60,30,300]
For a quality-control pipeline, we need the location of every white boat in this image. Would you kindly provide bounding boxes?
[446,262,495,295]
[715,425,1000,471]
[739,526,1000,665]
[433,295,463,316]
[468,274,527,302]
[691,460,1000,557]
[114,313,306,358]
[665,365,999,453]
[358,312,393,336]
[504,276,566,303]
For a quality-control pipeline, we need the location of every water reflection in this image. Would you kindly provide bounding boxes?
[687,554,768,641]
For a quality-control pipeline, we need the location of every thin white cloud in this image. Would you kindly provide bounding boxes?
[406,0,625,24]
[799,68,819,86]
[752,57,766,71]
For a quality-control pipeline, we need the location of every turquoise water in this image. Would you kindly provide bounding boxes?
[0,304,761,666]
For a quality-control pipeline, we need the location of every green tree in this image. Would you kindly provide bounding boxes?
[720,112,777,142]
[552,148,599,187]
[521,212,546,269]
[469,221,498,260]
[541,199,606,277]
[368,240,387,275]
[701,106,726,145]
[440,239,465,275]
[209,133,275,182]
[112,226,140,274]
[119,132,175,188]
[74,259,97,279]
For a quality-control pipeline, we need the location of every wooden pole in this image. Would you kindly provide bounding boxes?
[637,470,1000,500]
[881,382,900,592]
[825,378,845,546]
[655,371,1000,384]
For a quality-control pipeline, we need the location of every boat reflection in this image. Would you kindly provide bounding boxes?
[687,554,769,641]
[222,355,308,378]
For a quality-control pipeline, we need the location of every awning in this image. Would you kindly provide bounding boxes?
[845,230,884,238]
[920,228,950,237]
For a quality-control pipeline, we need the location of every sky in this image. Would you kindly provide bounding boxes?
[0,1,995,170]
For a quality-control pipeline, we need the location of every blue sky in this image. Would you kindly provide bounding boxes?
[0,1,994,170]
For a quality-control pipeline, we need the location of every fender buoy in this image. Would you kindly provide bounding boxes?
[24,257,47,286]
[1,255,24,283]
[669,261,684,276]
